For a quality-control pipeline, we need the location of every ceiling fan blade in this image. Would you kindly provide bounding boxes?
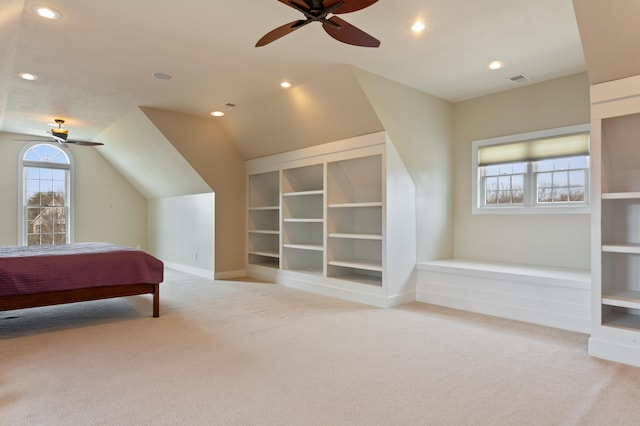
[327,0,379,14]
[322,16,380,47]
[256,20,310,47]
[277,0,310,10]
[66,140,104,146]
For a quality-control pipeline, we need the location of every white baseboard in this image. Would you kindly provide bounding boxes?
[163,261,214,280]
[416,259,591,333]
[246,265,412,308]
[589,336,640,367]
[214,269,246,280]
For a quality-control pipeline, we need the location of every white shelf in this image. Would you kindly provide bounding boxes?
[248,229,279,235]
[330,271,382,287]
[248,206,279,211]
[248,260,280,269]
[602,291,640,309]
[285,267,323,276]
[602,243,640,254]
[283,218,324,223]
[283,243,324,251]
[329,233,382,240]
[602,312,640,331]
[283,190,324,197]
[328,259,382,272]
[328,202,383,208]
[602,192,640,200]
[248,250,279,259]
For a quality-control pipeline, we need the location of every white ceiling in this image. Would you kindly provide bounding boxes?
[0,0,586,144]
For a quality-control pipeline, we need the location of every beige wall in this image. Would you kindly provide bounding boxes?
[355,69,454,262]
[452,73,591,269]
[141,108,246,275]
[0,132,147,248]
[148,193,215,277]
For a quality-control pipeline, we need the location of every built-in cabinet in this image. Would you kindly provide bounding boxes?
[589,75,640,367]
[246,132,416,307]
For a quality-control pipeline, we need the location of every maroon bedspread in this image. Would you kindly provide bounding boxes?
[0,243,164,297]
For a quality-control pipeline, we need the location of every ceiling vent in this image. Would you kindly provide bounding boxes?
[509,74,530,84]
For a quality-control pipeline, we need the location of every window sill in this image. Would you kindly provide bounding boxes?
[472,205,591,215]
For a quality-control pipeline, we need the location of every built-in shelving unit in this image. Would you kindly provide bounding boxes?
[245,132,416,307]
[281,165,324,274]
[599,142,640,332]
[247,171,280,268]
[327,155,383,286]
[589,75,640,366]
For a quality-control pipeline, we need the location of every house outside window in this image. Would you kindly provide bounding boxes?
[472,124,591,214]
[19,143,73,245]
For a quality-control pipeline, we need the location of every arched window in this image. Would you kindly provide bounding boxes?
[19,143,73,245]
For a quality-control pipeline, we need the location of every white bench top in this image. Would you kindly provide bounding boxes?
[418,259,590,287]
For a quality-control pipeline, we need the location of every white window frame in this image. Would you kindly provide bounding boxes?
[472,124,591,215]
[18,142,74,245]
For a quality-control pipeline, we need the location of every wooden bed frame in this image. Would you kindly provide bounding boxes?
[0,283,160,317]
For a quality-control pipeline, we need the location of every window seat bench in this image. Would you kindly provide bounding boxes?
[416,259,591,333]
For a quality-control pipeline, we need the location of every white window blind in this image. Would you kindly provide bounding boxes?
[477,132,590,166]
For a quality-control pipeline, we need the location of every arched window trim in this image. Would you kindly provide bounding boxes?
[18,142,75,245]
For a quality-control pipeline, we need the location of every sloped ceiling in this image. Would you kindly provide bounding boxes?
[0,0,23,126]
[217,65,383,160]
[96,107,211,200]
[573,0,640,84]
[93,67,382,201]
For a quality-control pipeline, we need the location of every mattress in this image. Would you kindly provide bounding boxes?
[0,242,164,297]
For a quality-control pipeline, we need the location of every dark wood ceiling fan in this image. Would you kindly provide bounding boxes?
[15,119,104,147]
[256,0,380,48]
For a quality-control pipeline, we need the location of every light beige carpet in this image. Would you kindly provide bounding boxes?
[2,268,640,425]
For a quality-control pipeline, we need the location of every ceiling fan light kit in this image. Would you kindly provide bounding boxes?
[51,119,69,140]
[256,0,380,48]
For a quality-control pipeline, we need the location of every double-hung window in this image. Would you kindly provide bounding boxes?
[472,124,590,214]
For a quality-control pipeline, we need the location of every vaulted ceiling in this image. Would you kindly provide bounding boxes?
[1,0,586,161]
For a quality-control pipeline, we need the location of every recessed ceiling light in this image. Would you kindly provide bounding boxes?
[152,72,173,80]
[280,81,292,89]
[487,61,504,71]
[32,5,62,20]
[411,21,426,33]
[19,72,38,81]
[211,111,225,117]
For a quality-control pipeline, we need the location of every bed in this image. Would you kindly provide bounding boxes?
[0,242,164,317]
